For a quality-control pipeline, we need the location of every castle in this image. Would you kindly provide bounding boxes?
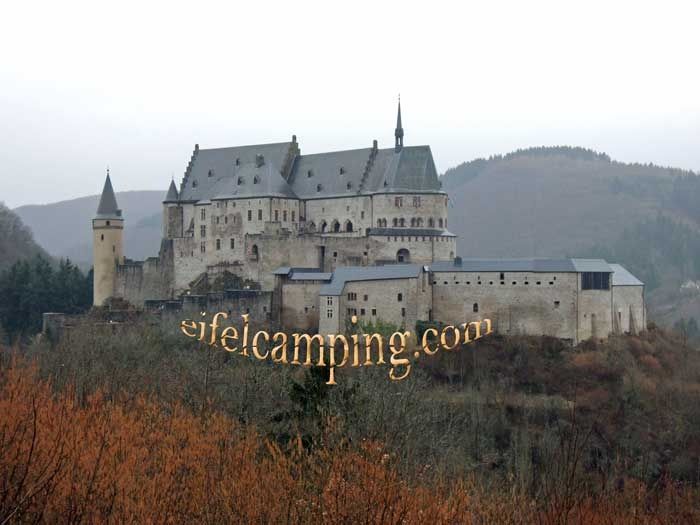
[92,103,645,344]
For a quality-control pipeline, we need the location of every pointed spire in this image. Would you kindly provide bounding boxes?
[95,169,122,219]
[165,178,180,202]
[394,95,404,152]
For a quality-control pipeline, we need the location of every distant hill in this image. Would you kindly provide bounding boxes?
[442,146,700,326]
[14,191,164,268]
[0,203,48,271]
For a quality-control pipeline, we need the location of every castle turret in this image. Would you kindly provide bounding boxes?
[162,178,183,239]
[92,170,124,306]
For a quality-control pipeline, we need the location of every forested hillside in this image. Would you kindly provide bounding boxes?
[442,146,700,326]
[0,202,48,271]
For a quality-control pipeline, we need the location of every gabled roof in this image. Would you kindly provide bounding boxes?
[177,142,444,202]
[95,174,122,219]
[610,264,644,286]
[179,142,293,202]
[320,264,423,296]
[289,145,443,198]
[209,161,297,200]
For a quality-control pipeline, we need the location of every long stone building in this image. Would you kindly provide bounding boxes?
[93,103,645,344]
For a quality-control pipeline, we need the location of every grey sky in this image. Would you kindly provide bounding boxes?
[1,0,698,208]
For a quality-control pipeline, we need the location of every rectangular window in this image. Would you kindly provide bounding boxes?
[247,210,252,221]
[230,238,235,249]
[200,225,206,238]
[327,309,333,318]
[360,308,365,315]
[200,241,206,253]
[216,239,221,250]
[258,209,263,220]
[283,210,288,221]
[395,196,403,207]
[327,297,333,306]
[582,272,610,290]
[413,196,421,207]
[347,292,357,301]
[274,210,279,221]
[397,293,403,302]
[371,308,377,316]
[291,211,295,221]
[361,211,365,219]
[201,209,206,220]
[401,307,406,317]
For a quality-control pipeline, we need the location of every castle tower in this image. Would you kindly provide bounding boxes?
[394,97,404,152]
[92,170,124,306]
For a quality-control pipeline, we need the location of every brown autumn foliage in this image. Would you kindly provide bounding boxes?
[1,357,700,524]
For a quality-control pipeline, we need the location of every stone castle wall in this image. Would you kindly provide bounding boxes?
[431,271,579,341]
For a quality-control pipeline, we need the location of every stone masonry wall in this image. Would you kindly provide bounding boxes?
[431,271,579,341]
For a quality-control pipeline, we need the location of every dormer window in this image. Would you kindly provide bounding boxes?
[307,170,313,178]
[346,182,352,190]
[237,177,243,185]
[339,167,345,174]
[192,180,198,188]
[207,169,213,177]
[253,176,260,184]
[235,158,240,166]
[316,184,322,192]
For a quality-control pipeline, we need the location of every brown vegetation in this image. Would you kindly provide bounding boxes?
[1,359,699,524]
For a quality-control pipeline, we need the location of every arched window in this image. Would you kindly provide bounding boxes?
[332,220,340,233]
[377,218,382,227]
[417,218,423,227]
[320,221,327,233]
[392,218,398,227]
[307,221,316,232]
[399,218,405,227]
[428,217,434,228]
[438,218,444,228]
[410,218,416,227]
[473,303,479,313]
[396,248,410,263]
[345,220,353,232]
[251,244,259,261]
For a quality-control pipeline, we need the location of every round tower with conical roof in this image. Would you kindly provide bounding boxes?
[92,170,124,306]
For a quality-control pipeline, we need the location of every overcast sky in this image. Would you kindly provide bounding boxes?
[1,0,698,208]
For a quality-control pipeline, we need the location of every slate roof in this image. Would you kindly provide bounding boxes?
[272,266,324,276]
[320,264,424,296]
[164,180,179,202]
[179,141,444,203]
[95,174,122,219]
[429,258,612,273]
[290,272,333,281]
[610,264,644,286]
[209,162,297,200]
[179,142,293,202]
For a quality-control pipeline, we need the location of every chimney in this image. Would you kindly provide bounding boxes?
[372,139,378,150]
